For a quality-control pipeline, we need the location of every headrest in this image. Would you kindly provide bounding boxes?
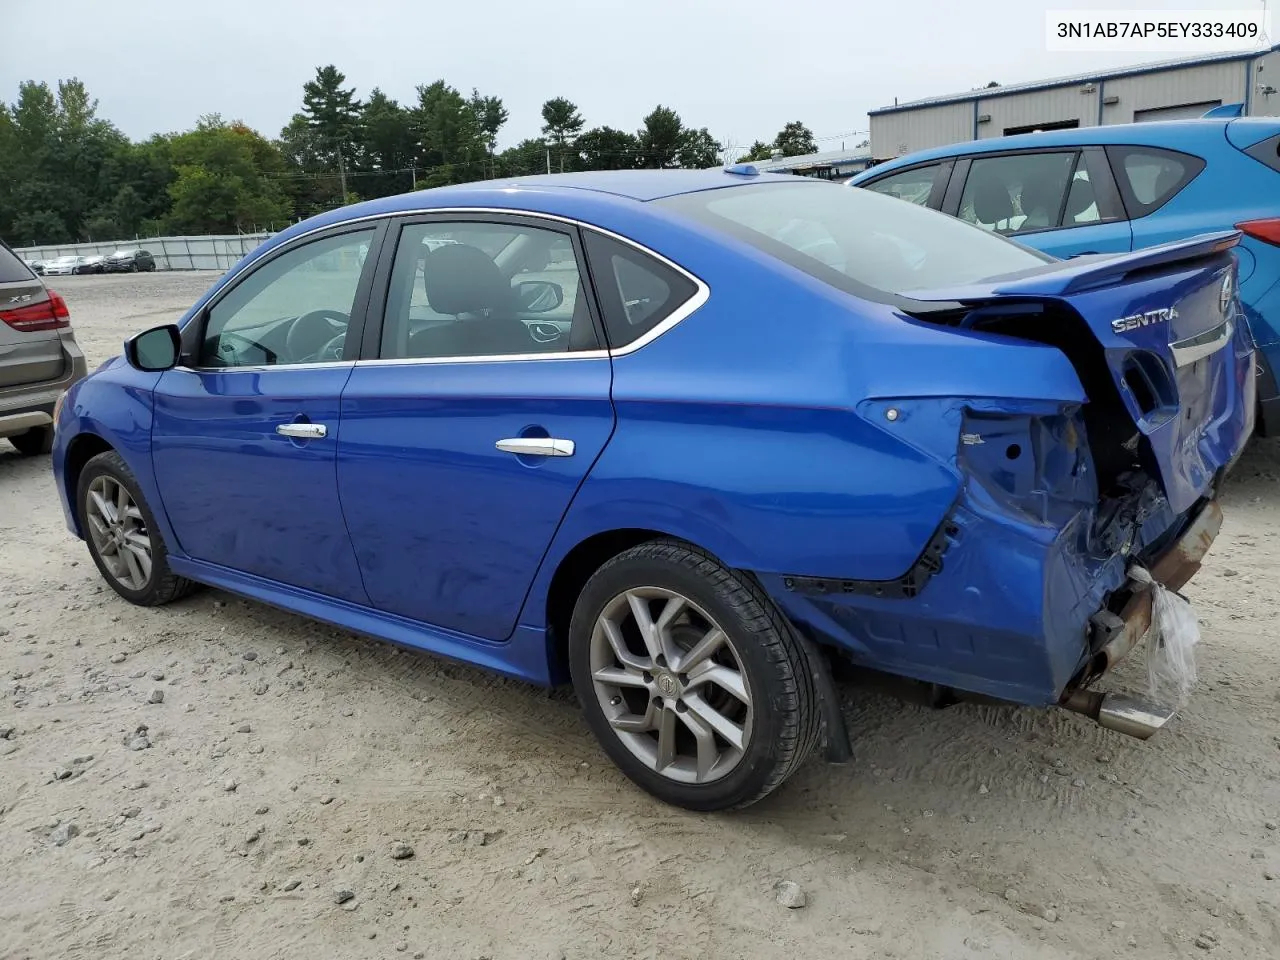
[422,243,515,316]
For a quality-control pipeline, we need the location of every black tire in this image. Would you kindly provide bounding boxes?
[568,538,821,811]
[77,450,198,606]
[129,263,138,273]
[9,425,53,456]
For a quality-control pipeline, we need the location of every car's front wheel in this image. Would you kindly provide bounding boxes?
[569,539,820,811]
[78,451,197,606]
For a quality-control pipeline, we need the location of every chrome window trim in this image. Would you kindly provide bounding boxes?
[218,206,710,370]
[173,361,355,374]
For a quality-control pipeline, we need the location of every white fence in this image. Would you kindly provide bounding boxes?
[14,233,275,272]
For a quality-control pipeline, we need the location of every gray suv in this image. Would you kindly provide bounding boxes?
[0,240,87,455]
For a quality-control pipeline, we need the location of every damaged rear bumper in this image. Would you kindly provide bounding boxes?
[762,487,1225,709]
[1067,498,1221,691]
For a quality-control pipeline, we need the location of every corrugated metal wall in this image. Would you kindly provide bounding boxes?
[1102,61,1245,124]
[870,103,971,159]
[871,50,1278,156]
[978,86,1092,137]
[15,234,274,272]
[1251,50,1280,117]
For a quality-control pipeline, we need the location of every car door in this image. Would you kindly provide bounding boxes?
[336,214,615,641]
[149,222,385,603]
[948,148,1133,258]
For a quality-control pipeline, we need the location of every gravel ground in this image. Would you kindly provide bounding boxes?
[2,272,1279,960]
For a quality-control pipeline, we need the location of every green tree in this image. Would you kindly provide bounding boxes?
[740,140,774,162]
[575,126,640,170]
[301,65,362,163]
[637,106,687,169]
[679,128,721,169]
[470,89,509,176]
[773,121,817,157]
[359,88,417,195]
[497,137,550,178]
[414,80,486,181]
[540,97,584,172]
[0,78,132,243]
[164,116,291,233]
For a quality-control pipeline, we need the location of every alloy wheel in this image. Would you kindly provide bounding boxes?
[589,586,753,784]
[85,475,154,591]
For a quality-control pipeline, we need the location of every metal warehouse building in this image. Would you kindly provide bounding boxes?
[870,44,1280,162]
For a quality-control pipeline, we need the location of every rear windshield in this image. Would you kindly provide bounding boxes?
[654,181,1053,300]
[0,243,35,283]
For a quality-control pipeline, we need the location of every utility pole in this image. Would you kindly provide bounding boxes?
[546,146,551,175]
[337,150,349,205]
[410,164,417,189]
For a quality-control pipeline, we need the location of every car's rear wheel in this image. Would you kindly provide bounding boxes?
[9,426,53,456]
[568,539,820,811]
[78,451,197,606]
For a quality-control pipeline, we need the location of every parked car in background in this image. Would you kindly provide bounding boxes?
[51,170,1251,810]
[23,258,46,275]
[1,240,87,455]
[42,256,85,276]
[848,117,1280,436]
[104,248,157,273]
[80,254,107,274]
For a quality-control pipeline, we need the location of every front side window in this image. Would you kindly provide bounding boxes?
[957,152,1078,235]
[1106,146,1205,217]
[655,181,1051,301]
[379,221,596,360]
[862,164,945,206]
[200,229,374,368]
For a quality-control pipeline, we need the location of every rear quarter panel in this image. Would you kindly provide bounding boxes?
[518,211,1087,631]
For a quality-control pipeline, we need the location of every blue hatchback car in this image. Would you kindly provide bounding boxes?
[848,117,1280,436]
[52,170,1253,809]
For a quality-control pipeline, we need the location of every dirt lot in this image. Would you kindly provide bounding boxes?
[2,272,1279,960]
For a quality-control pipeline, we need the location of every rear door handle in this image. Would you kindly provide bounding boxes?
[276,422,327,439]
[495,437,575,457]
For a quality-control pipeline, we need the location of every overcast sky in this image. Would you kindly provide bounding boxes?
[1,0,1268,153]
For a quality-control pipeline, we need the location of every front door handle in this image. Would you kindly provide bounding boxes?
[276,422,327,439]
[495,437,575,458]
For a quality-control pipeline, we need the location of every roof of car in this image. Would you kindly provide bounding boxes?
[849,117,1280,181]
[257,168,820,254]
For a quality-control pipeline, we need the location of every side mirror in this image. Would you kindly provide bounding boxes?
[125,324,182,372]
[515,279,564,314]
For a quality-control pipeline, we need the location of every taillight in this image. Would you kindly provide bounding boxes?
[0,290,71,332]
[1236,218,1280,247]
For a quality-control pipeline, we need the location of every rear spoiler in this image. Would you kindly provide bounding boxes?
[901,231,1240,305]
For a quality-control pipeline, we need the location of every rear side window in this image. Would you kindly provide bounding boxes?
[0,243,35,283]
[957,152,1078,235]
[1105,146,1205,218]
[1243,133,1280,174]
[862,164,946,206]
[582,232,698,349]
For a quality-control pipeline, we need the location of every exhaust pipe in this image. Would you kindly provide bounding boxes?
[1059,689,1176,740]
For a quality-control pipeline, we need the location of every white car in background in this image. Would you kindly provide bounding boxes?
[42,256,86,276]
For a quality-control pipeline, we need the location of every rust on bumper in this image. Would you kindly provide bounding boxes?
[1067,499,1223,692]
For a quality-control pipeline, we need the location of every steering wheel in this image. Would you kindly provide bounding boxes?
[285,309,349,362]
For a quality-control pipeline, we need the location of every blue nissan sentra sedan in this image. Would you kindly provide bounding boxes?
[848,117,1280,437]
[52,169,1253,810]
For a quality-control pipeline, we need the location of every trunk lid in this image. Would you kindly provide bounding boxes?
[901,232,1254,514]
